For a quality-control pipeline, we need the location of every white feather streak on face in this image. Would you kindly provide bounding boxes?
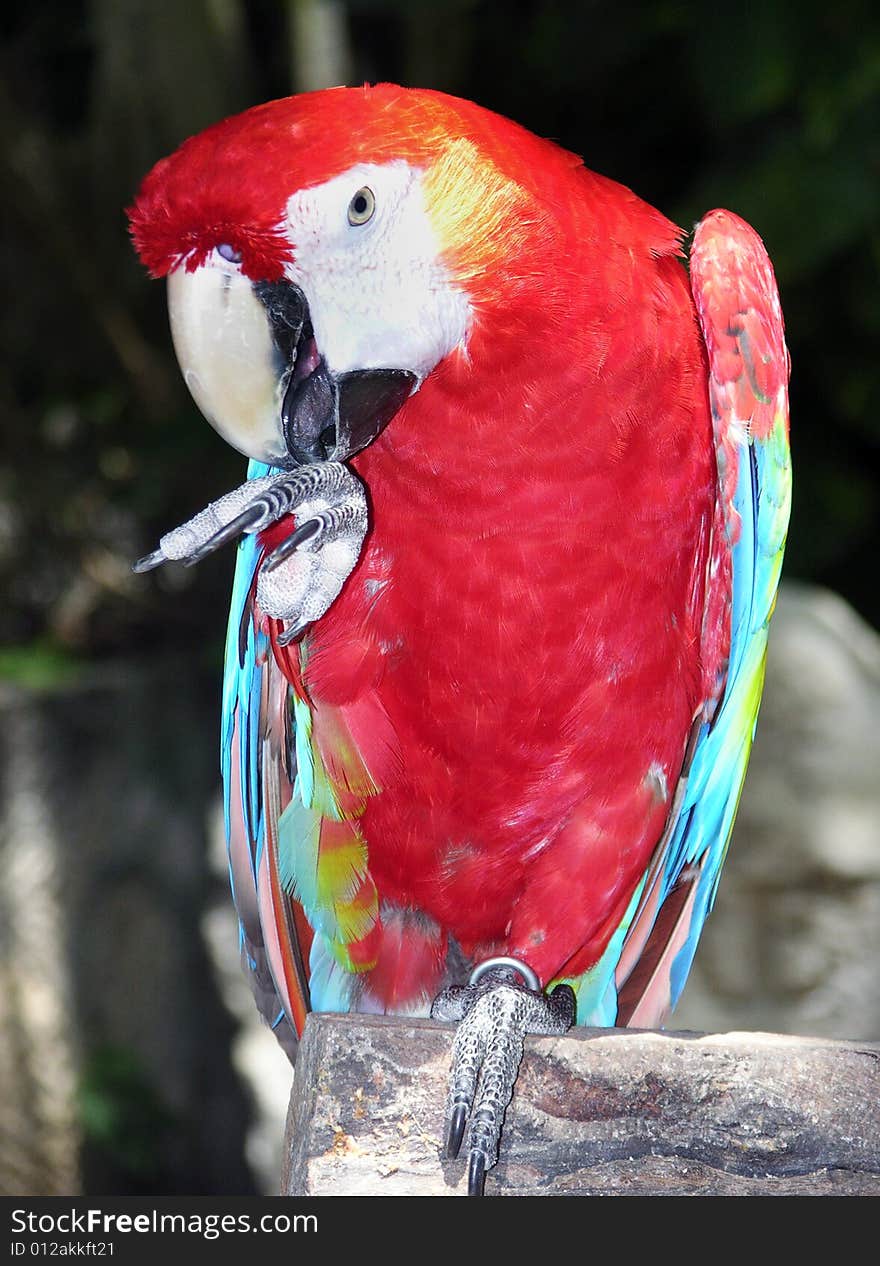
[283,161,470,383]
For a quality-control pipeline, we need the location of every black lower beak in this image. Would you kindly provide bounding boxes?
[282,359,416,465]
[254,278,416,467]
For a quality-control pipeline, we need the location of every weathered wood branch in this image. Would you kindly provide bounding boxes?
[282,1013,880,1195]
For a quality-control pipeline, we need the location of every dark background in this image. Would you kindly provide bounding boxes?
[1,0,878,1196]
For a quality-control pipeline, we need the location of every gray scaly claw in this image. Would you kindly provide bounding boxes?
[132,548,166,574]
[430,957,576,1196]
[132,461,368,635]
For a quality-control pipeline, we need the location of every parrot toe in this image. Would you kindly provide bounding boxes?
[132,461,368,634]
[430,959,576,1196]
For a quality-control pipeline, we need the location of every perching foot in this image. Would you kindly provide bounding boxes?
[133,462,368,635]
[430,957,576,1195]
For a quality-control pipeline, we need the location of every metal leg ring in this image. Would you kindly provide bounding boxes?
[468,956,540,992]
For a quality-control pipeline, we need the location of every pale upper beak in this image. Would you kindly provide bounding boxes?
[166,264,415,468]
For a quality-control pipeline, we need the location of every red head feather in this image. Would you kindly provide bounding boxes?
[128,84,681,297]
[128,85,448,279]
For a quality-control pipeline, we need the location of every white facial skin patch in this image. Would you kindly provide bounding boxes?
[284,160,471,383]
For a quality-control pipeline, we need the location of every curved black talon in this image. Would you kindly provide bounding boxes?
[132,549,165,574]
[468,1150,487,1197]
[181,500,269,567]
[445,1102,468,1159]
[276,619,308,647]
[263,518,321,570]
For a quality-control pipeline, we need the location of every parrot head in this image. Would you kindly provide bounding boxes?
[128,84,565,470]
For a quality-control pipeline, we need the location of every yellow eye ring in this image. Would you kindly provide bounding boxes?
[347,186,375,226]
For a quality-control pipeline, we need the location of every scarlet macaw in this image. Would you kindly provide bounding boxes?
[129,84,791,1194]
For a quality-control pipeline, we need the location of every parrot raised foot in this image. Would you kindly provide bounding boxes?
[133,462,369,635]
[431,959,576,1195]
[128,84,791,1197]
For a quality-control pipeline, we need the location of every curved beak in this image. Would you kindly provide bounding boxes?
[167,266,416,467]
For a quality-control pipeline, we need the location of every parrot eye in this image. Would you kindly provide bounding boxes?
[216,243,243,264]
[347,187,375,226]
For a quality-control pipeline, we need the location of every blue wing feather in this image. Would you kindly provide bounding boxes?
[220,460,307,1050]
[577,210,792,1028]
[221,459,273,882]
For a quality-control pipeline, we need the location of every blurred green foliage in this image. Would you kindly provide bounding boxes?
[1,0,878,674]
[77,1045,176,1192]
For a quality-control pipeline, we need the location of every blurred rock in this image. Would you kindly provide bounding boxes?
[0,659,256,1195]
[675,582,880,1039]
[203,801,292,1195]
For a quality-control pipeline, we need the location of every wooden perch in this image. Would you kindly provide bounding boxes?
[281,1013,880,1195]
